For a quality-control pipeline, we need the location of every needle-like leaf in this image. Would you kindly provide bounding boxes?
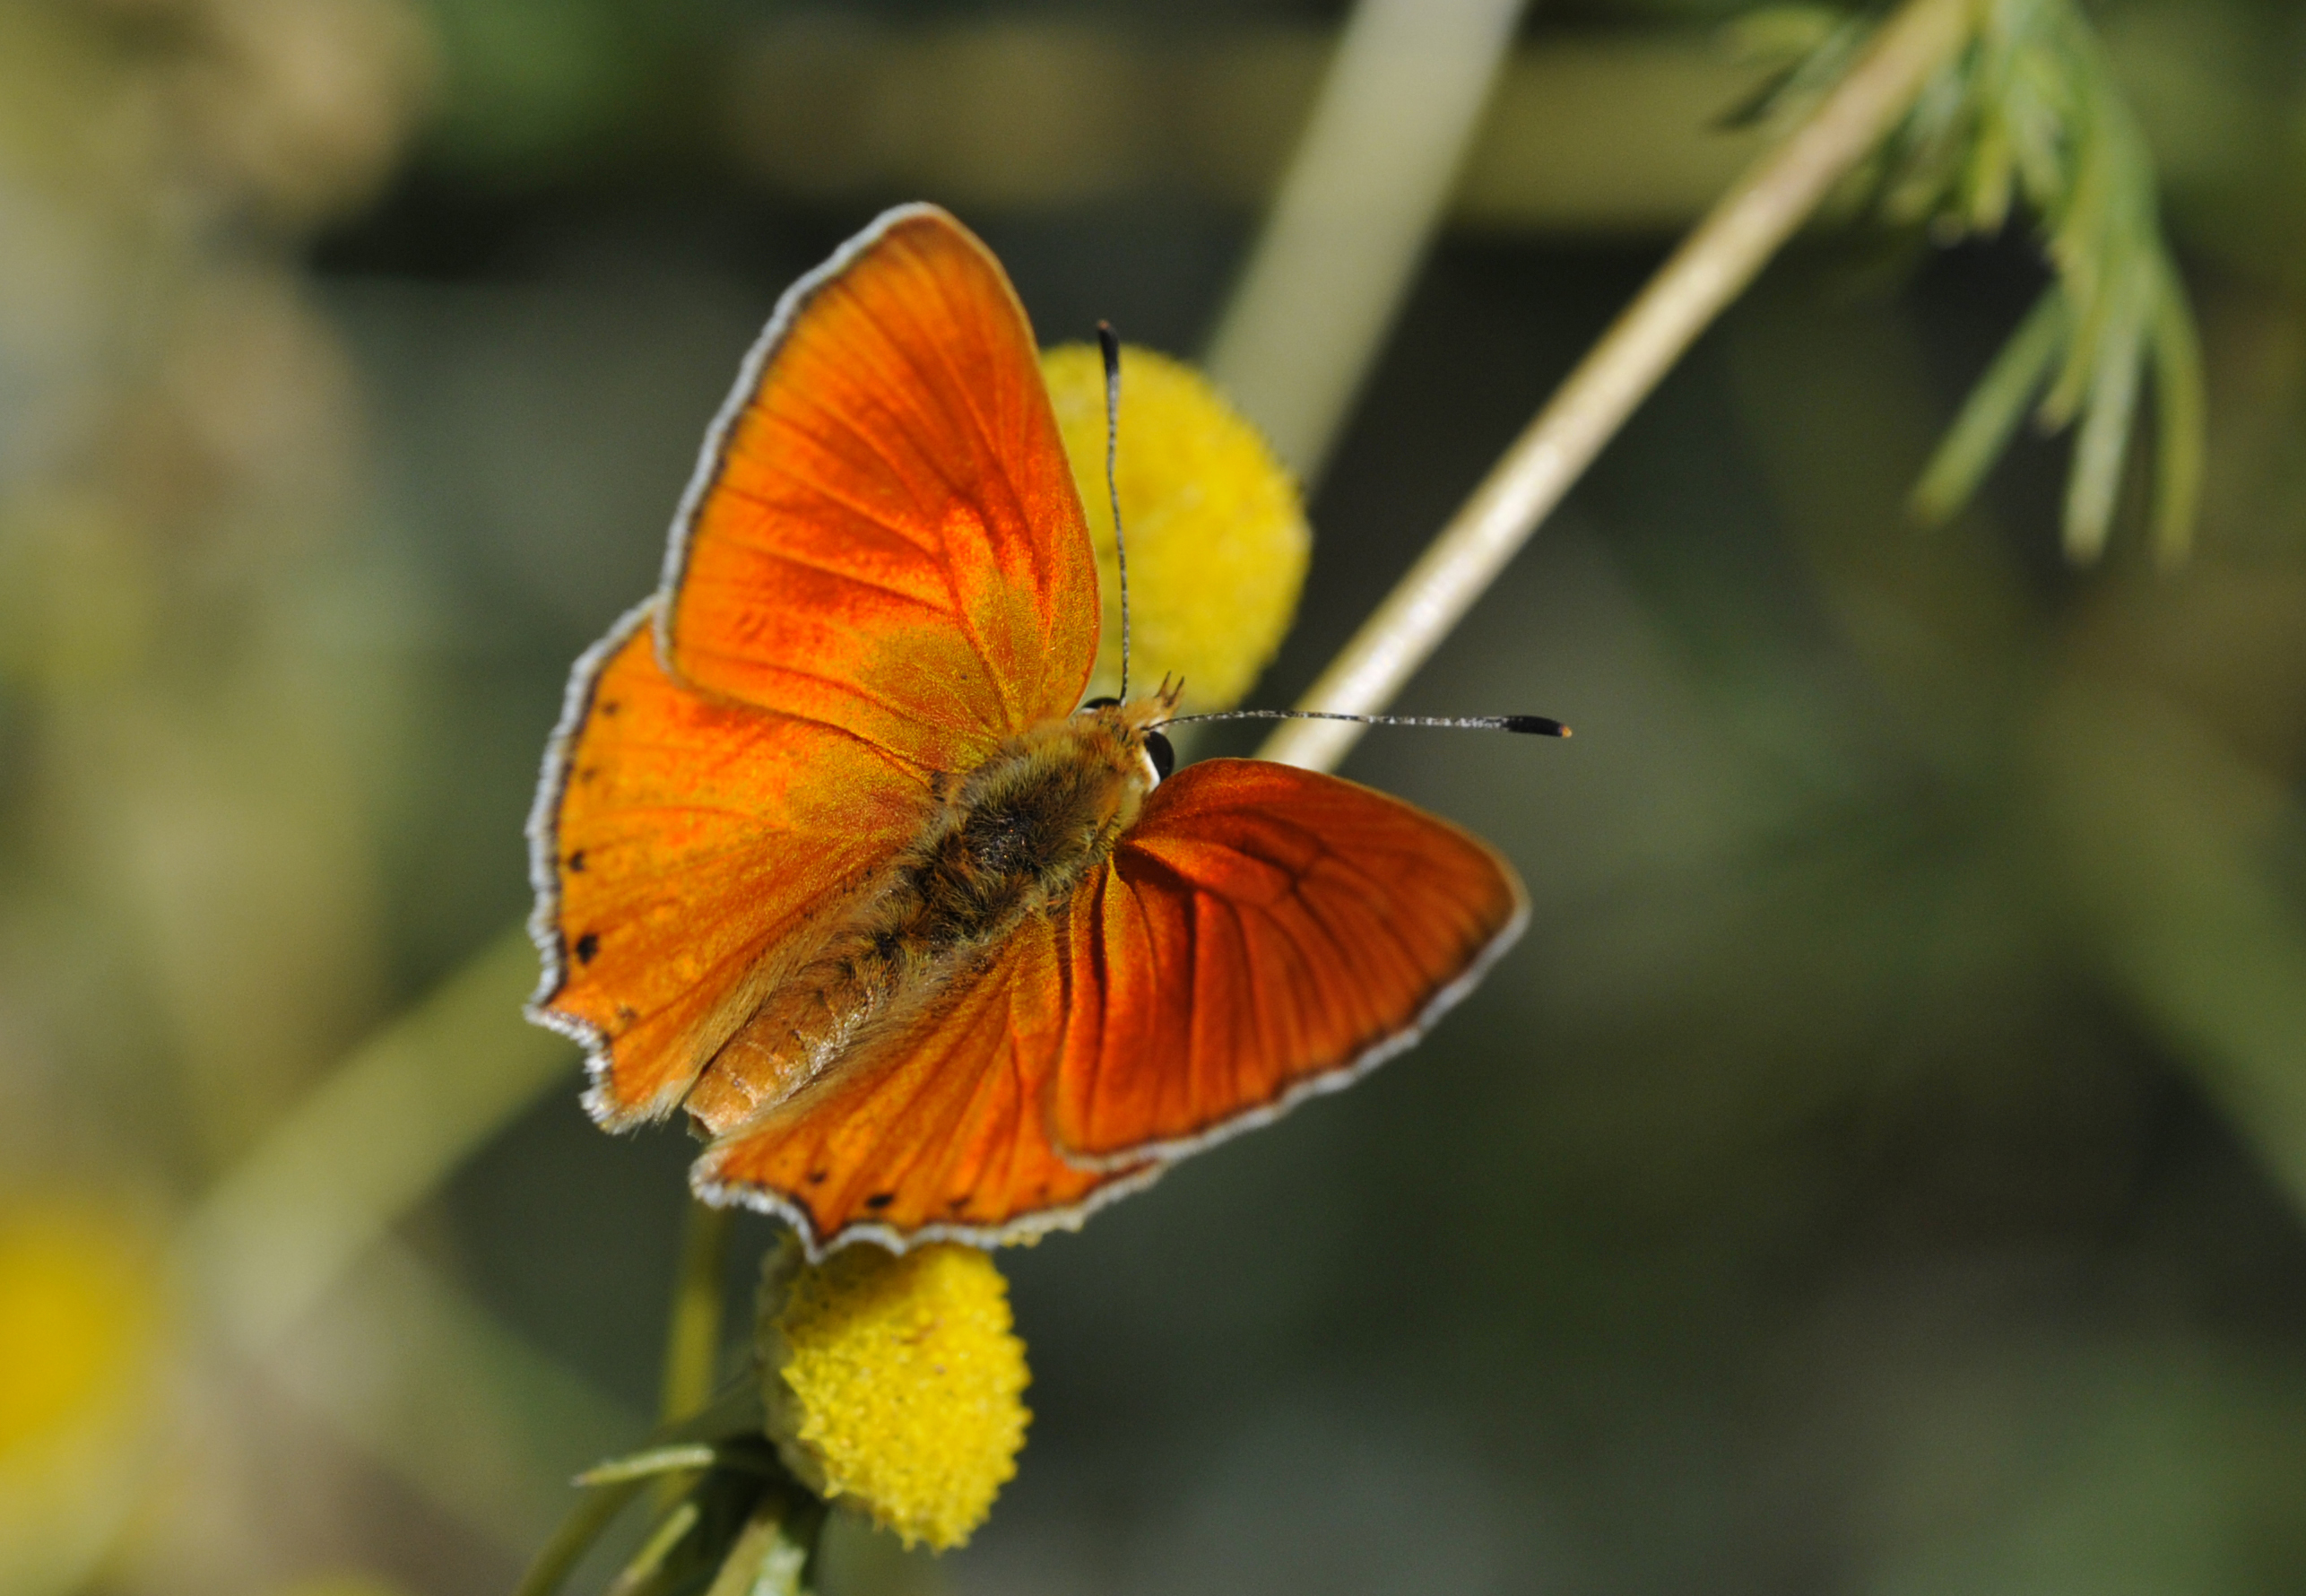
[1912,282,2068,525]
[2147,259,2206,568]
[1741,0,2204,563]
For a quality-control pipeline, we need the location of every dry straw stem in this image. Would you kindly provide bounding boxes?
[1258,0,1979,775]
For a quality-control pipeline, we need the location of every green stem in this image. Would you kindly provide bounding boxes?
[510,1383,772,1596]
[703,1493,826,1596]
[660,1199,736,1426]
[181,924,570,1349]
[606,1500,702,1596]
[512,1476,649,1596]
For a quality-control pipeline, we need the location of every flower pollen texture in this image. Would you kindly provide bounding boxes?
[760,1241,1029,1551]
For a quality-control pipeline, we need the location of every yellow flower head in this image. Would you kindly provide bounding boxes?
[1042,343,1310,713]
[757,1240,1029,1552]
[0,1198,165,1593]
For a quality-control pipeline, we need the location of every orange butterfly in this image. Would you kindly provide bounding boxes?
[525,204,1530,1257]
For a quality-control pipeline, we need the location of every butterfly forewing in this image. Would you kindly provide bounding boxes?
[533,205,1098,1130]
[529,606,926,1123]
[663,205,1099,773]
[1050,759,1527,1166]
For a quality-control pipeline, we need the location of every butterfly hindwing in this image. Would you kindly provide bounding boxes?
[1048,759,1528,1166]
[690,757,1525,1247]
[693,913,1157,1250]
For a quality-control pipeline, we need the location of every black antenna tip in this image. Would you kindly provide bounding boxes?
[1097,320,1121,372]
[1501,716,1571,737]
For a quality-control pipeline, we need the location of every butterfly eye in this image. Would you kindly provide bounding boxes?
[1142,728,1175,784]
[1081,697,1120,712]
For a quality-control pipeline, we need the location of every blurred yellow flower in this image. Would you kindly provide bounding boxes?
[1043,343,1310,713]
[758,1241,1028,1552]
[0,1201,164,1596]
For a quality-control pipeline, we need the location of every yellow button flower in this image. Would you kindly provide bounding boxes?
[1043,343,1310,713]
[757,1241,1029,1552]
[0,1199,164,1596]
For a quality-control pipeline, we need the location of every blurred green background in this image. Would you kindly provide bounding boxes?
[6,0,2306,1592]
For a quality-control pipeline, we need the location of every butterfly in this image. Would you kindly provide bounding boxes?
[525,204,1530,1257]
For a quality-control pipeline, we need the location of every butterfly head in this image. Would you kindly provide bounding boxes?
[1076,676,1183,792]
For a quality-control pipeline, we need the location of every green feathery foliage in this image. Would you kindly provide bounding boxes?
[1736,0,2204,564]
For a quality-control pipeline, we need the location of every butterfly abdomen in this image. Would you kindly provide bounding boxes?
[682,714,1153,1136]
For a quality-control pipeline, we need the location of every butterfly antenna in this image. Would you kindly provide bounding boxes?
[1097,320,1131,703]
[1154,708,1572,737]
